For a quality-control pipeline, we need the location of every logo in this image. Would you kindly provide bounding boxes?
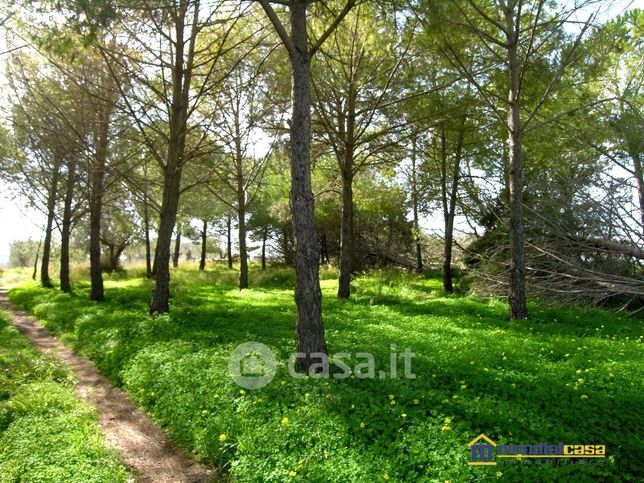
[468,434,606,466]
[228,342,417,389]
[228,342,277,390]
[469,434,497,465]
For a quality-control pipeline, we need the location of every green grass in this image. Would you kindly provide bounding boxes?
[0,309,131,482]
[6,267,643,482]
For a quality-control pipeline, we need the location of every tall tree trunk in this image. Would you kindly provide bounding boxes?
[41,158,61,288]
[442,115,466,293]
[506,7,528,320]
[89,77,114,301]
[108,244,125,271]
[32,238,41,280]
[236,135,248,289]
[338,170,353,298]
[150,1,197,314]
[108,245,116,271]
[238,204,248,289]
[150,167,182,313]
[173,223,182,268]
[290,1,327,371]
[411,137,423,273]
[226,215,233,269]
[60,159,77,292]
[199,219,207,270]
[261,227,267,270]
[143,193,152,278]
[337,63,357,299]
[628,148,644,236]
[320,232,329,264]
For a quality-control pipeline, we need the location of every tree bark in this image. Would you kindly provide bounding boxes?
[442,115,466,293]
[338,170,354,298]
[506,6,528,320]
[261,227,267,270]
[173,223,182,268]
[143,193,152,278]
[628,147,644,236]
[290,1,328,371]
[89,73,114,301]
[411,137,423,273]
[149,1,196,314]
[226,215,233,269]
[150,167,182,313]
[235,131,248,289]
[107,244,126,271]
[60,158,77,292]
[238,205,248,289]
[199,219,207,270]
[320,232,329,264]
[32,238,41,280]
[41,156,61,289]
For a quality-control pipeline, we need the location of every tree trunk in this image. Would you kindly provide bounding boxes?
[442,115,466,293]
[149,1,196,314]
[320,232,329,264]
[60,158,77,292]
[199,219,207,270]
[108,244,125,271]
[41,157,61,288]
[32,238,41,280]
[261,227,267,270]
[173,223,182,268]
[226,215,233,269]
[628,147,644,236]
[238,205,248,289]
[290,1,327,371]
[337,59,357,299]
[108,245,116,271]
[411,137,423,273]
[338,171,353,298]
[89,79,114,301]
[236,138,248,289]
[143,193,152,278]
[150,167,182,313]
[506,8,528,320]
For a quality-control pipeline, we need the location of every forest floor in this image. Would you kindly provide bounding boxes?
[1,265,642,482]
[0,289,215,482]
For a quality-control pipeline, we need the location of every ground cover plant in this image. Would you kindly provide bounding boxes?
[0,308,131,482]
[7,267,643,482]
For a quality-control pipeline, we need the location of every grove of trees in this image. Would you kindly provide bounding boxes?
[1,0,642,370]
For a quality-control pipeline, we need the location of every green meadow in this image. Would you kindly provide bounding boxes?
[4,266,643,482]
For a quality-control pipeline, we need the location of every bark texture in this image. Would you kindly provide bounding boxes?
[150,1,196,314]
[290,1,328,371]
[41,156,62,288]
[60,158,77,292]
[506,7,528,319]
[199,219,207,271]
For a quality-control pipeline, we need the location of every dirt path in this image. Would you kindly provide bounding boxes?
[0,289,217,483]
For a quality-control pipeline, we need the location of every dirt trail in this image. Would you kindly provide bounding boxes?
[0,289,217,483]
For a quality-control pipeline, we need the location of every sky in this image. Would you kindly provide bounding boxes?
[0,0,641,267]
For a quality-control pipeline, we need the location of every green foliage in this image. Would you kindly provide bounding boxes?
[8,268,643,481]
[0,309,131,482]
[9,239,39,269]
